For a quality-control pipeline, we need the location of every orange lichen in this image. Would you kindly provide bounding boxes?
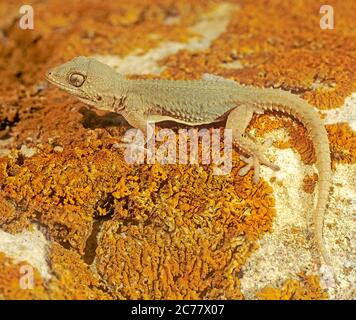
[0,245,110,299]
[48,243,111,299]
[1,134,132,253]
[0,252,48,299]
[0,125,277,298]
[326,123,356,169]
[256,273,328,300]
[250,114,356,170]
[96,155,275,299]
[303,174,319,194]
[162,0,356,110]
[0,0,354,299]
[0,0,215,88]
[0,192,32,233]
[250,113,316,165]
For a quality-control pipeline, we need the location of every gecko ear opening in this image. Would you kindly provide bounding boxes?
[113,96,127,112]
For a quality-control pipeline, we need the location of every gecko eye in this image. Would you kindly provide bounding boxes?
[69,73,85,87]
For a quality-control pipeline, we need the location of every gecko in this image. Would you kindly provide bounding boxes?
[46,56,335,282]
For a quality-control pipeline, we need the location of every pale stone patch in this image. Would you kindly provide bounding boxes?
[0,137,12,157]
[322,93,356,130]
[323,164,356,299]
[93,3,238,75]
[20,144,37,157]
[0,227,51,280]
[239,144,355,299]
[240,148,316,299]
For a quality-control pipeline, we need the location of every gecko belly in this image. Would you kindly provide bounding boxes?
[146,114,224,126]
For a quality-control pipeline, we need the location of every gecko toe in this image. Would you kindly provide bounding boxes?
[261,158,280,171]
[262,137,274,149]
[239,152,278,181]
[238,164,252,176]
[238,155,253,176]
[252,160,261,184]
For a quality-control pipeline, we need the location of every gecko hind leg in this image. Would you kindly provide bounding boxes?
[226,105,280,184]
[238,138,279,183]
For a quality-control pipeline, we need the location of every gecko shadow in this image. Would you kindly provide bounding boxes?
[79,106,129,129]
[79,106,227,132]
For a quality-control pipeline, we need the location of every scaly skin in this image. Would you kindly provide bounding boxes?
[46,56,335,281]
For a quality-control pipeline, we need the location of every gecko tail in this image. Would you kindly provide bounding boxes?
[252,88,337,285]
[302,99,337,286]
[315,170,338,285]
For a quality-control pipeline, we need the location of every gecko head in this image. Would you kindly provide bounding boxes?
[46,56,126,111]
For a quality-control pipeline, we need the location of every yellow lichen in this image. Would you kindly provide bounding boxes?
[256,273,328,300]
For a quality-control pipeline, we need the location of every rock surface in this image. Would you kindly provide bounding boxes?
[0,0,355,299]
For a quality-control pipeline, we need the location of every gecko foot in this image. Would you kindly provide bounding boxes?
[238,138,280,184]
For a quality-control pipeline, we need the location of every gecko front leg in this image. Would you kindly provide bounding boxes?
[121,110,154,140]
[226,104,280,183]
[115,109,155,158]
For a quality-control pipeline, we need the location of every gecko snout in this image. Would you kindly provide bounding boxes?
[45,70,53,81]
[45,69,59,84]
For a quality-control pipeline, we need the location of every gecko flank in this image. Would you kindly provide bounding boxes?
[46,56,335,281]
